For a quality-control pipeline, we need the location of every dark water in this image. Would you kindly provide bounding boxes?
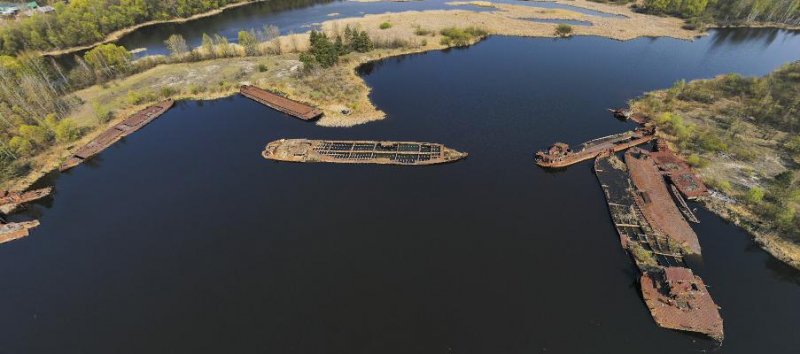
[52,0,620,62]
[4,29,800,353]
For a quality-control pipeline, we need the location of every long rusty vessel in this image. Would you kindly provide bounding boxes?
[240,85,323,120]
[535,126,655,168]
[60,100,174,171]
[0,187,53,214]
[624,148,702,254]
[263,139,467,165]
[594,152,723,341]
[0,220,40,244]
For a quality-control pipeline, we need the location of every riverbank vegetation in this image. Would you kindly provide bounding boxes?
[630,61,800,268]
[0,0,255,55]
[639,0,800,28]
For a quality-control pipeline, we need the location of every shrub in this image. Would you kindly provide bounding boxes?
[54,119,80,143]
[746,187,765,204]
[555,24,573,37]
[258,63,268,72]
[439,26,487,47]
[379,22,392,30]
[414,27,433,36]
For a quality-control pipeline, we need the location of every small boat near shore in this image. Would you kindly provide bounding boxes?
[60,100,174,171]
[0,187,53,214]
[535,126,656,168]
[263,139,467,165]
[0,220,40,244]
[240,85,323,121]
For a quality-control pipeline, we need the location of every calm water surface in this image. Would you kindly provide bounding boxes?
[4,29,800,353]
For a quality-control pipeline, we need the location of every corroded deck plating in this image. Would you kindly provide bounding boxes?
[0,187,53,214]
[0,220,40,244]
[535,126,656,168]
[263,139,467,165]
[240,85,322,121]
[594,152,723,341]
[60,100,174,171]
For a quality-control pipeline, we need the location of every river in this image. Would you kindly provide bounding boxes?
[6,7,800,354]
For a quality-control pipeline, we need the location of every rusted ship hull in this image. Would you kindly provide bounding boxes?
[650,141,708,200]
[0,187,53,214]
[0,220,40,244]
[594,153,723,341]
[59,100,174,172]
[263,139,467,165]
[641,268,724,341]
[240,85,322,121]
[624,148,702,255]
[535,127,655,168]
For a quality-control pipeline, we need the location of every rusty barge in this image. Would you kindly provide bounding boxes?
[60,100,174,171]
[263,139,467,165]
[0,187,53,214]
[535,126,656,168]
[0,220,40,244]
[240,85,323,120]
[594,152,723,341]
[650,141,709,200]
[625,148,702,254]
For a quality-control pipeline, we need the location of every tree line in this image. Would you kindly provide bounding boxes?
[0,0,250,55]
[641,0,800,25]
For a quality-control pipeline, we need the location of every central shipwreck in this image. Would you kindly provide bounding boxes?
[535,126,656,168]
[263,139,467,165]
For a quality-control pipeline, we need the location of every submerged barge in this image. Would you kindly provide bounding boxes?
[60,100,174,171]
[535,126,655,168]
[650,141,708,200]
[263,139,467,165]
[0,220,40,244]
[240,85,323,120]
[594,152,723,340]
[0,187,53,214]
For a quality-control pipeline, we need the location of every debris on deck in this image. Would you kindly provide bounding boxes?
[60,100,174,172]
[0,187,53,214]
[641,267,724,342]
[0,220,40,244]
[594,151,723,341]
[240,85,323,121]
[263,139,467,165]
[535,126,656,168]
[650,140,709,200]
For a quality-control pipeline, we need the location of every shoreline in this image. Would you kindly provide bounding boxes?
[40,0,265,58]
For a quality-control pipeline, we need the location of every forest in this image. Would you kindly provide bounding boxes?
[640,0,800,25]
[0,0,250,55]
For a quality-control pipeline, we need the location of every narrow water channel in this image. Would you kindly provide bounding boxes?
[4,29,800,353]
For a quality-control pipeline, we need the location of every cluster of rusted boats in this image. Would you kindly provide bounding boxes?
[240,85,468,165]
[536,110,722,341]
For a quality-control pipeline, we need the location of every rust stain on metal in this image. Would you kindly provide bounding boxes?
[263,139,467,165]
[0,187,53,214]
[625,148,702,255]
[240,85,323,121]
[60,100,174,172]
[0,220,40,244]
[650,140,708,200]
[641,267,724,342]
[594,152,723,341]
[535,126,656,168]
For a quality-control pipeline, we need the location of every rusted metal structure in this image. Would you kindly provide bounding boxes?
[641,267,724,342]
[0,187,52,214]
[263,139,468,165]
[624,148,702,255]
[594,152,723,340]
[535,126,656,168]
[60,100,174,171]
[0,220,39,244]
[609,108,649,125]
[240,85,323,121]
[650,140,708,200]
